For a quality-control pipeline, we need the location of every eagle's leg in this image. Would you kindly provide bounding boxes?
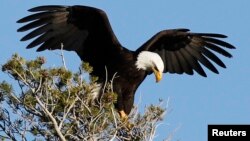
[119,110,128,120]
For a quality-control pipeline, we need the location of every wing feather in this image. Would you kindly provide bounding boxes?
[201,48,226,68]
[170,52,183,74]
[17,12,66,23]
[17,5,121,59]
[28,5,67,12]
[205,42,232,57]
[27,32,54,48]
[137,29,235,77]
[185,45,219,74]
[205,37,235,49]
[180,48,207,77]
[166,51,174,73]
[175,51,193,75]
[36,25,77,51]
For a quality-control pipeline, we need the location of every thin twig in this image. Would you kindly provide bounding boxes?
[60,43,67,70]
[102,66,108,94]
[110,72,118,93]
[110,107,118,140]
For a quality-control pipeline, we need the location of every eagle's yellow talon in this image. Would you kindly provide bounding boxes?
[119,110,134,129]
[119,110,128,121]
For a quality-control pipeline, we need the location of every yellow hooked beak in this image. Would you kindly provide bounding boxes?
[152,67,162,83]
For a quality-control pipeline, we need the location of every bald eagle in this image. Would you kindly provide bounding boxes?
[17,5,235,118]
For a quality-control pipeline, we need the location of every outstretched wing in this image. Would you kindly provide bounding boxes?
[136,29,235,77]
[17,5,121,57]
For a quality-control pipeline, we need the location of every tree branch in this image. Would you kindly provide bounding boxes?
[35,96,66,141]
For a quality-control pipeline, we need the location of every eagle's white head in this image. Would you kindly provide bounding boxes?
[136,51,164,82]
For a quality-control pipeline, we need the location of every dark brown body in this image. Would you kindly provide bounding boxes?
[80,41,147,114]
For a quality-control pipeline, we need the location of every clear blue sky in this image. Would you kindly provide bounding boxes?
[1,0,249,141]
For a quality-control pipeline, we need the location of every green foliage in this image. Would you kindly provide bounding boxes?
[0,54,167,141]
[0,81,13,102]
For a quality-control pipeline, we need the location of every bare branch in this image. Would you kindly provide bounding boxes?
[60,43,68,70]
[35,96,66,141]
[58,96,78,130]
